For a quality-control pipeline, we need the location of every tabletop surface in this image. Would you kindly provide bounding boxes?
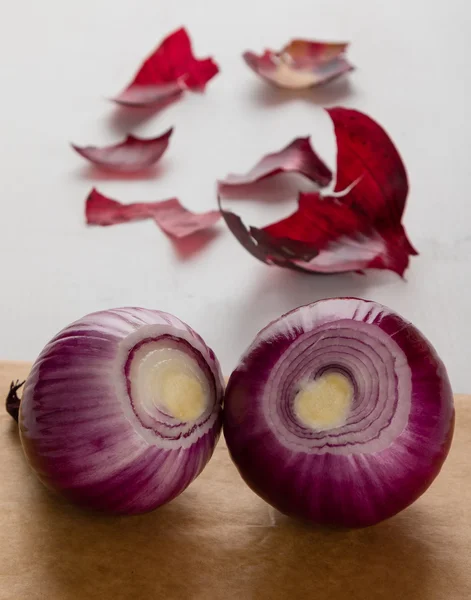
[1,0,470,390]
[1,361,470,600]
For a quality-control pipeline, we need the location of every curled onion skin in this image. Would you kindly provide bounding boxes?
[20,308,224,515]
[223,298,454,528]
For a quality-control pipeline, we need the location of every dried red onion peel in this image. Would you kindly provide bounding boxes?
[86,189,220,238]
[71,129,173,173]
[18,308,224,514]
[113,27,219,108]
[5,380,24,422]
[219,107,417,276]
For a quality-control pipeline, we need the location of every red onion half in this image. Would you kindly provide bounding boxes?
[224,298,454,528]
[20,308,224,514]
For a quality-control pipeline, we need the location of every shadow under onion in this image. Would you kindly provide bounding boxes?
[29,449,434,600]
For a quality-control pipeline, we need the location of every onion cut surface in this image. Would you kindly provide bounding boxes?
[223,298,454,528]
[19,308,224,514]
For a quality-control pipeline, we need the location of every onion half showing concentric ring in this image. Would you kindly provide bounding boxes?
[223,298,454,527]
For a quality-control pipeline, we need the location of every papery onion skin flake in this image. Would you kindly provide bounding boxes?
[71,129,173,173]
[218,107,417,276]
[243,39,353,89]
[219,137,332,189]
[19,308,224,515]
[6,380,24,423]
[114,27,219,108]
[224,298,454,528]
[86,189,220,238]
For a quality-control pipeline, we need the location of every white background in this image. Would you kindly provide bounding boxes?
[0,0,470,391]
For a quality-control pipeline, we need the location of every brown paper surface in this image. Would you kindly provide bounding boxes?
[0,361,470,600]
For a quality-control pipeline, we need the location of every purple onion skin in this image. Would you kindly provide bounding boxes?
[223,298,454,528]
[20,308,224,515]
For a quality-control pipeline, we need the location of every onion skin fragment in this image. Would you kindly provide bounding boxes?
[19,308,224,515]
[86,189,221,238]
[243,40,353,90]
[113,27,219,108]
[223,298,454,528]
[5,380,25,422]
[218,108,417,276]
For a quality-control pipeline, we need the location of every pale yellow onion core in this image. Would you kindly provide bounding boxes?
[131,344,209,422]
[157,368,205,421]
[294,372,353,430]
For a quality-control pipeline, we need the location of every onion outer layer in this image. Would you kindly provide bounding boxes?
[223,298,454,528]
[20,307,224,515]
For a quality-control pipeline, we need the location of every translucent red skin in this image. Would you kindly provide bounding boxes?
[86,189,220,238]
[71,129,173,173]
[243,40,353,88]
[219,137,332,189]
[219,108,417,276]
[127,27,218,91]
[223,300,454,528]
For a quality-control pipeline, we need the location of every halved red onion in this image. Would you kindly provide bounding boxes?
[224,298,454,528]
[71,129,173,173]
[86,189,221,238]
[243,39,353,89]
[19,308,224,514]
[113,28,219,108]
